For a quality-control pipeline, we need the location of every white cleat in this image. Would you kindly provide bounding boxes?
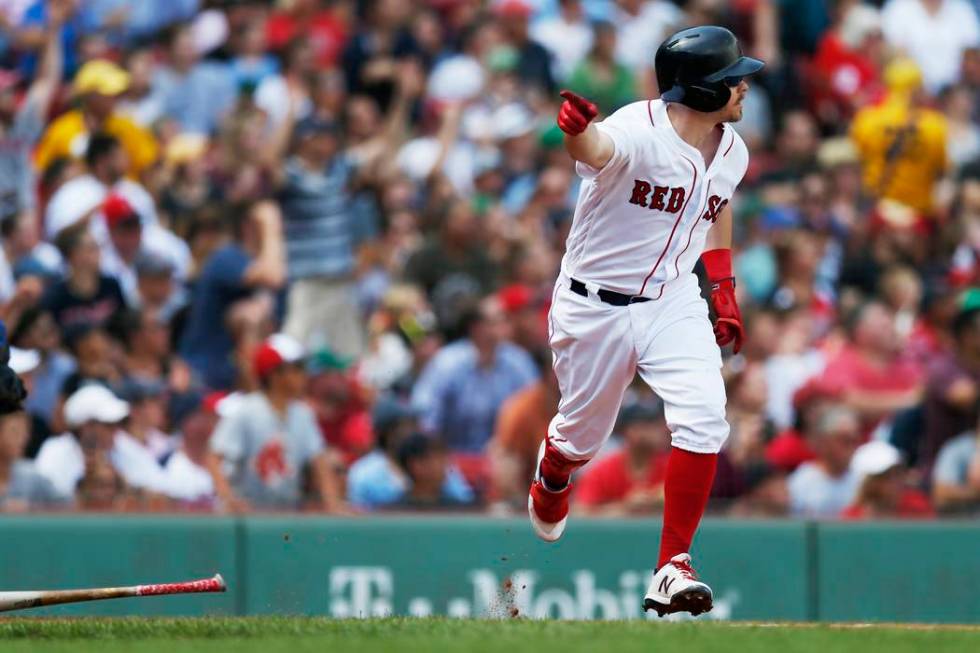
[643,553,714,617]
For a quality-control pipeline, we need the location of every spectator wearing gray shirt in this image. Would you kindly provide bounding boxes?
[0,411,63,511]
[0,4,61,222]
[787,405,862,518]
[277,117,378,358]
[206,334,344,512]
[932,427,980,513]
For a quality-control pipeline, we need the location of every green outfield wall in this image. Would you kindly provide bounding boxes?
[0,516,974,623]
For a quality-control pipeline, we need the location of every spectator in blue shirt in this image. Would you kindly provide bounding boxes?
[153,23,237,135]
[411,297,538,453]
[178,200,285,390]
[347,396,474,510]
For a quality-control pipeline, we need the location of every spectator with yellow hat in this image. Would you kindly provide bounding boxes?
[34,59,158,179]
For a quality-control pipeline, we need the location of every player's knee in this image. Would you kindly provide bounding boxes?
[669,405,729,453]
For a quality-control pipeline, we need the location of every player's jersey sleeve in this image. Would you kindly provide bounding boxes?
[574,102,647,180]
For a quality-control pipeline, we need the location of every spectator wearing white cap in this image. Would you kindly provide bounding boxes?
[842,441,934,519]
[36,383,177,503]
[34,384,130,499]
[207,334,344,512]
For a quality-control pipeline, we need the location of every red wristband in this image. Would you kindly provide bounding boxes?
[700,249,733,282]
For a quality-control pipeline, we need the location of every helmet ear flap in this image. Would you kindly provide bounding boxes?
[677,82,731,113]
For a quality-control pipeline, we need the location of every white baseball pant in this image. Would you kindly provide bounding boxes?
[547,271,729,461]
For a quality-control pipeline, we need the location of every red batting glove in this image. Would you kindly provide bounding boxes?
[701,249,744,354]
[557,90,598,135]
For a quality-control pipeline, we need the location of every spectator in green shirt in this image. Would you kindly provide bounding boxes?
[567,21,637,117]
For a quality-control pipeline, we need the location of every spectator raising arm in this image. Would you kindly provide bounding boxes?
[242,200,287,289]
[25,1,65,116]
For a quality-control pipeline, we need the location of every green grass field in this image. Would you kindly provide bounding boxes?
[0,617,979,653]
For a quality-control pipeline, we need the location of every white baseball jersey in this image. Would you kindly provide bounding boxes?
[546,99,750,462]
[562,99,749,297]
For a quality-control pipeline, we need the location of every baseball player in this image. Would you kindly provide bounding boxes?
[528,25,763,617]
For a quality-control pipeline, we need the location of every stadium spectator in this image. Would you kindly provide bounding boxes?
[396,433,475,510]
[787,405,862,518]
[34,384,129,500]
[0,410,62,511]
[412,296,537,454]
[566,21,636,116]
[530,0,592,82]
[178,200,285,391]
[817,301,923,432]
[307,347,374,465]
[207,334,344,512]
[278,116,376,357]
[613,0,683,97]
[162,391,221,509]
[44,132,157,243]
[0,5,61,223]
[922,300,980,470]
[116,377,174,463]
[811,2,885,126]
[42,223,125,331]
[265,0,347,69]
[8,347,47,458]
[99,193,190,307]
[882,0,980,94]
[10,308,74,434]
[575,402,671,516]
[489,350,558,508]
[153,23,238,136]
[843,440,934,519]
[850,58,948,218]
[931,408,980,512]
[35,59,158,178]
[0,0,980,521]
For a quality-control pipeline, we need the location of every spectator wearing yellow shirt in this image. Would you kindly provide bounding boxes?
[35,60,158,179]
[850,58,949,218]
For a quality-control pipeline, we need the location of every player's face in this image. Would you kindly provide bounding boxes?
[721,79,749,123]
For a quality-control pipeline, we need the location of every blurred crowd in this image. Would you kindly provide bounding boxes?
[3,0,980,520]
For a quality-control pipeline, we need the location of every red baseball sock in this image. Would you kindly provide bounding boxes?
[539,439,586,490]
[658,447,718,568]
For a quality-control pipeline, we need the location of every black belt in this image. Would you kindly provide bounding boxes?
[569,278,651,306]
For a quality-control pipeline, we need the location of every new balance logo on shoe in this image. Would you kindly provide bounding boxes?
[658,577,674,595]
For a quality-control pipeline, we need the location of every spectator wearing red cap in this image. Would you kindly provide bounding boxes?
[206,334,344,512]
[497,283,547,353]
[99,192,189,307]
[493,0,556,96]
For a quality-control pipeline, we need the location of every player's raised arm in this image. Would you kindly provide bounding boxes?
[556,90,614,170]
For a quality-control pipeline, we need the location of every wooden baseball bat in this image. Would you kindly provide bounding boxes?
[0,573,226,613]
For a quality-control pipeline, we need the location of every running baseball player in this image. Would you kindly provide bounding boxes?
[528,25,763,617]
